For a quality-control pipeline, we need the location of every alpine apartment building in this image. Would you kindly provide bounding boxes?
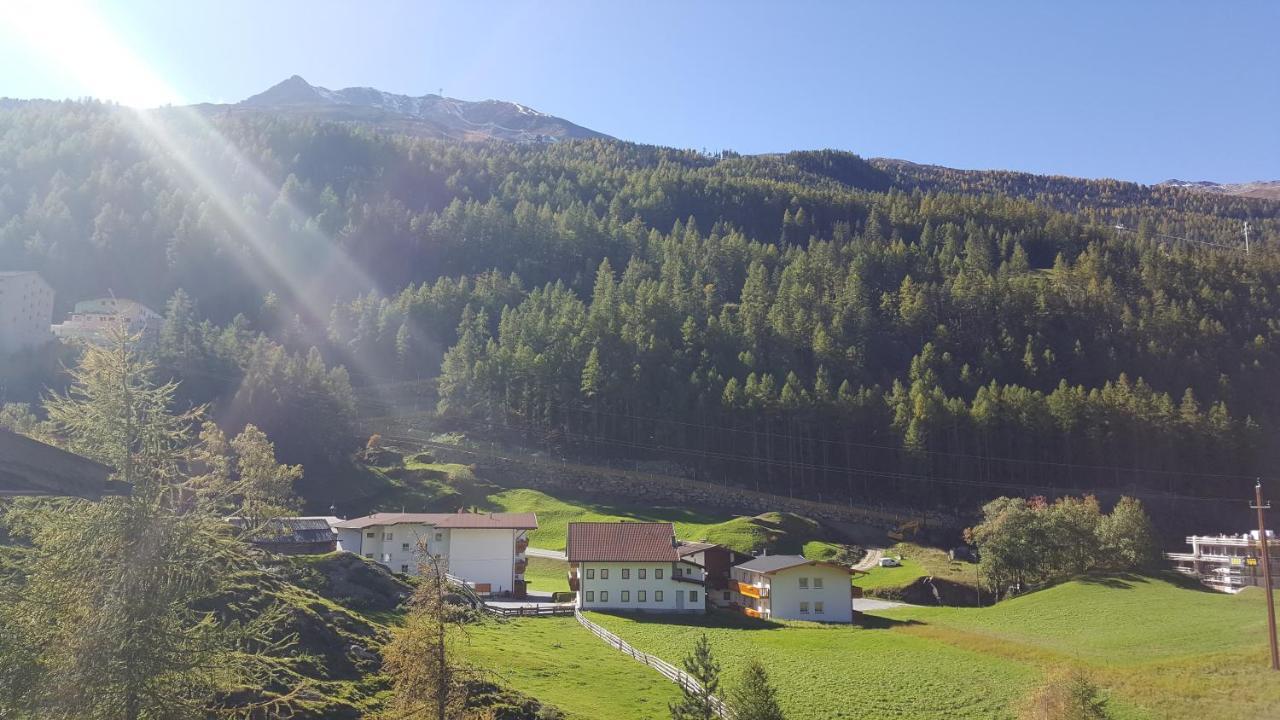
[567,522,707,614]
[52,297,163,347]
[0,271,53,357]
[1166,531,1280,592]
[333,511,537,597]
[731,554,854,623]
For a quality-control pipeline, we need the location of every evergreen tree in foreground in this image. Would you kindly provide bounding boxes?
[670,634,723,720]
[0,327,301,719]
[728,659,786,720]
[381,552,476,720]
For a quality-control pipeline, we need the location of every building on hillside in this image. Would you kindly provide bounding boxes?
[0,428,124,499]
[0,271,54,357]
[731,554,854,623]
[227,516,340,555]
[1166,532,1280,592]
[566,522,706,614]
[677,540,752,608]
[52,297,163,347]
[332,511,537,597]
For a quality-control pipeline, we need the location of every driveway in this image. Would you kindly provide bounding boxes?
[852,548,884,571]
[852,597,909,612]
[526,547,567,560]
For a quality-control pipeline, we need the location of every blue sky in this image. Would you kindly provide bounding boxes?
[1,1,1276,183]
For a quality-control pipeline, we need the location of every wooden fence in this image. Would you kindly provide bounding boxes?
[574,609,733,719]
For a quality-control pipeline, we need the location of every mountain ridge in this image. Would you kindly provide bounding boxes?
[202,74,609,144]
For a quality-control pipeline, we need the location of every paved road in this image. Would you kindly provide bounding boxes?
[852,597,909,612]
[526,547,567,561]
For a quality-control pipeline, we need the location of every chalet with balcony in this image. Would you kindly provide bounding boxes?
[731,554,854,623]
[332,511,536,597]
[1166,532,1280,593]
[566,522,706,614]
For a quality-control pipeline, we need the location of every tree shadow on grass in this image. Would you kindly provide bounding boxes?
[1074,572,1149,590]
[854,612,924,630]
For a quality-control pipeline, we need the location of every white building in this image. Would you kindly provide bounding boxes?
[0,271,54,356]
[332,511,537,597]
[566,522,706,614]
[1166,531,1280,593]
[52,297,163,347]
[731,554,854,623]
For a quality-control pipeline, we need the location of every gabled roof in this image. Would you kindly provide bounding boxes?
[675,540,719,557]
[332,511,538,530]
[734,554,852,575]
[0,430,123,499]
[227,516,339,544]
[567,522,679,562]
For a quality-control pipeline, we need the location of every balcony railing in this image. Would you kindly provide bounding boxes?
[568,573,580,592]
[735,581,767,599]
[516,538,529,553]
[514,559,528,574]
[743,607,762,619]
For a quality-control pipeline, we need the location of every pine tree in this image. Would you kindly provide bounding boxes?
[728,659,786,720]
[669,634,722,720]
[0,328,299,719]
[382,554,474,720]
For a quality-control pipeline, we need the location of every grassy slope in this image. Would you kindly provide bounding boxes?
[461,617,682,720]
[577,575,1280,720]
[488,488,842,557]
[522,556,570,594]
[590,611,1033,720]
[854,543,978,591]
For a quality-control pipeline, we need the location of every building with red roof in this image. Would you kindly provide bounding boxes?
[566,521,707,614]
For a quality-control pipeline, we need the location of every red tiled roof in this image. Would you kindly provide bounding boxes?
[566,522,679,562]
[332,512,538,530]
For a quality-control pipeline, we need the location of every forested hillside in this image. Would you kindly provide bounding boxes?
[3,100,1279,526]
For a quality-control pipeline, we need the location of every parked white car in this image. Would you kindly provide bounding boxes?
[878,557,901,568]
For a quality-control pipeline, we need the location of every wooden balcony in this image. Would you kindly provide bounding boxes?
[735,581,766,599]
[743,607,762,619]
[516,537,529,553]
[514,559,528,574]
[568,573,580,592]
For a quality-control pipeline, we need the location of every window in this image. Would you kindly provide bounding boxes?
[689,591,698,603]
[723,591,730,601]
[400,564,410,573]
[815,601,825,614]
[600,591,609,602]
[586,568,595,579]
[621,591,630,602]
[383,532,393,541]
[366,532,375,539]
[402,543,411,551]
[600,569,609,580]
[799,577,809,589]
[638,568,647,580]
[434,532,443,541]
[638,590,647,602]
[586,591,595,602]
[622,568,630,580]
[655,568,663,579]
[655,591,663,602]
[800,601,810,614]
[814,577,824,589]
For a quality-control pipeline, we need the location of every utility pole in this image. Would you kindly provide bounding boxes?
[1252,480,1279,670]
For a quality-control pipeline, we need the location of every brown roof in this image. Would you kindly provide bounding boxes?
[566,522,679,562]
[0,430,123,499]
[332,511,538,530]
